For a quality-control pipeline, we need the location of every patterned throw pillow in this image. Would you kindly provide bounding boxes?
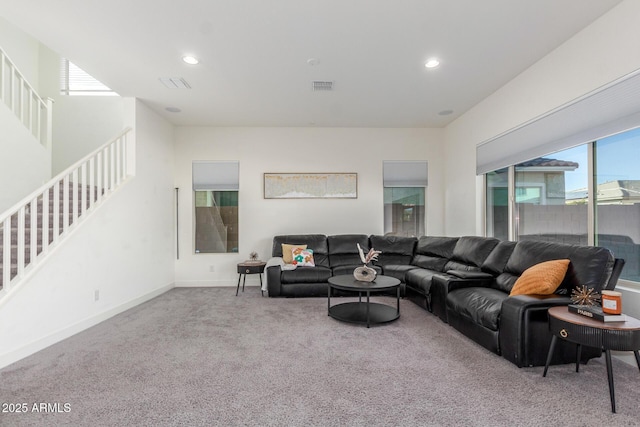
[282,244,307,264]
[292,247,315,267]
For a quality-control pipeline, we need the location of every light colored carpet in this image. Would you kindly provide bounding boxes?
[1,287,639,427]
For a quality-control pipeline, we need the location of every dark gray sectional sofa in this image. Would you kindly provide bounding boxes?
[267,233,624,367]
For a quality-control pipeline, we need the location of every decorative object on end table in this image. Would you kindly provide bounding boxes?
[245,251,261,264]
[353,243,381,282]
[601,290,622,314]
[570,284,599,306]
[568,304,626,322]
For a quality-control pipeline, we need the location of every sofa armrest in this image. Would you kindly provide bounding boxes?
[266,265,283,297]
[499,295,601,367]
[431,274,495,321]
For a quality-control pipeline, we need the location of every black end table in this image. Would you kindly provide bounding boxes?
[327,275,401,328]
[543,306,640,413]
[236,261,266,296]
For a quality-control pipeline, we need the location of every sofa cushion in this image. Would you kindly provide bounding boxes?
[412,236,458,271]
[280,266,332,284]
[447,287,508,331]
[450,236,500,267]
[370,235,417,266]
[443,260,482,272]
[292,248,315,267]
[282,243,307,264]
[504,240,614,294]
[272,234,329,268]
[415,236,458,258]
[481,241,517,275]
[328,234,370,268]
[405,268,443,295]
[332,265,382,276]
[509,259,569,296]
[380,264,419,283]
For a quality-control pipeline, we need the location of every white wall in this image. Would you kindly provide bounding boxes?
[36,45,125,175]
[0,104,51,212]
[0,19,51,212]
[174,127,443,286]
[0,99,176,369]
[443,0,640,237]
[0,17,40,89]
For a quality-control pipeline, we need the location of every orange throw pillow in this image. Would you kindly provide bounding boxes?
[282,244,307,264]
[509,259,570,296]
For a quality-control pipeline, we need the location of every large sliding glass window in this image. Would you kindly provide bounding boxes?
[514,145,589,245]
[595,128,640,282]
[486,168,509,240]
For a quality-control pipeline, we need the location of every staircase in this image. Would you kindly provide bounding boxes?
[0,129,134,296]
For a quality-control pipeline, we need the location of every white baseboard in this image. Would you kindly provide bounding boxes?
[0,283,174,370]
[174,280,259,287]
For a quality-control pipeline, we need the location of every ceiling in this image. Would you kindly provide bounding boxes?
[0,0,623,128]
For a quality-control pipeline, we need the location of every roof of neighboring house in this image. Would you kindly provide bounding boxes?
[517,158,580,169]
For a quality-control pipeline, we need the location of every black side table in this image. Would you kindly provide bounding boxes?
[236,262,266,296]
[543,306,640,413]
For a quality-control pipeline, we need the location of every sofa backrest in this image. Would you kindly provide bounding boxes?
[481,240,517,275]
[497,240,615,295]
[412,236,459,271]
[327,234,370,268]
[369,235,417,266]
[444,236,500,272]
[272,234,330,268]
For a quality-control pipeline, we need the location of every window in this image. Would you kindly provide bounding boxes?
[486,168,509,240]
[193,161,239,254]
[484,127,640,286]
[383,161,427,237]
[60,58,117,96]
[595,128,640,282]
[514,145,589,245]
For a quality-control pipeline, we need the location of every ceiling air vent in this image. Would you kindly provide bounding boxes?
[159,77,191,89]
[312,81,333,91]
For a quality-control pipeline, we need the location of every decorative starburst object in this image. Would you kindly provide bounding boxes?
[249,251,259,261]
[570,285,599,306]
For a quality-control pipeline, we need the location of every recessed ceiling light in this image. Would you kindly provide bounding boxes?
[182,55,199,65]
[438,109,454,116]
[307,58,320,66]
[425,58,440,69]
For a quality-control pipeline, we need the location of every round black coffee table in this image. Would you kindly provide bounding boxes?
[327,275,401,328]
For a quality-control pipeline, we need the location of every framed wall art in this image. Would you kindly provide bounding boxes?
[264,173,357,199]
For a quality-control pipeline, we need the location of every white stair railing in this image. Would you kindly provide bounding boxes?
[0,128,134,297]
[0,47,53,147]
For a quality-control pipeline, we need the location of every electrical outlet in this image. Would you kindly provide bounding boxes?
[94,289,100,301]
[209,265,215,272]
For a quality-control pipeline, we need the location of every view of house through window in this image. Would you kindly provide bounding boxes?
[192,161,239,254]
[485,127,640,284]
[515,145,588,244]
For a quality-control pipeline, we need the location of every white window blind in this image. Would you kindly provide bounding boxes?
[60,58,116,96]
[192,161,239,191]
[383,161,428,187]
[476,68,640,175]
